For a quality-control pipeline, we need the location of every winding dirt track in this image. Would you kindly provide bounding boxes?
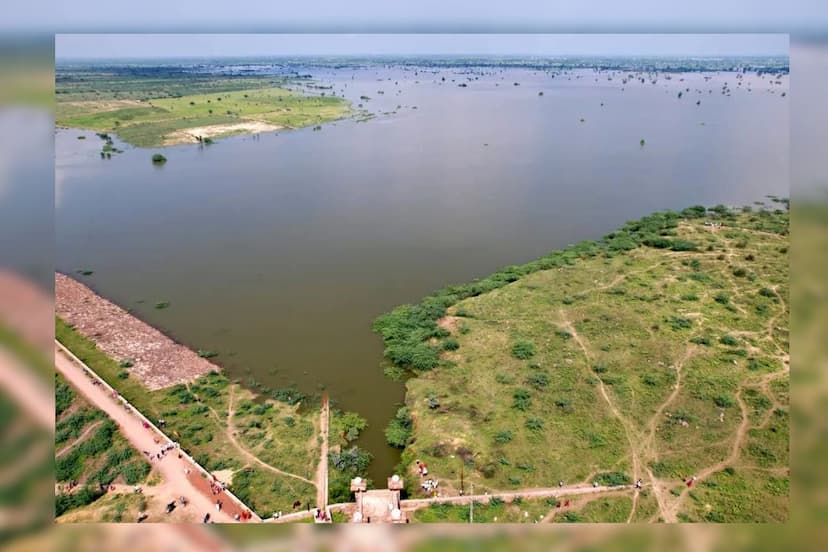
[221,385,315,486]
[55,420,103,458]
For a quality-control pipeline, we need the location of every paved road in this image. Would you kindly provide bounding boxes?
[55,345,245,523]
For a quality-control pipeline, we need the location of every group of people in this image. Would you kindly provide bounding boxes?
[141,441,179,462]
[313,507,331,522]
[420,478,440,496]
[210,474,228,495]
[233,510,254,521]
[415,460,440,496]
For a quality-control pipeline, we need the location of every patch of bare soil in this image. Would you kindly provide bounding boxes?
[437,316,462,333]
[164,121,281,145]
[55,273,216,390]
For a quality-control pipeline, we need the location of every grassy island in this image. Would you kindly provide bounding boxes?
[56,66,351,147]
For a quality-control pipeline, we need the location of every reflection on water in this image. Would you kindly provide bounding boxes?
[56,64,788,480]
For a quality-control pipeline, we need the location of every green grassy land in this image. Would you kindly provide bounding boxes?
[55,320,334,516]
[56,67,351,147]
[375,202,789,522]
[411,493,637,523]
[55,373,151,517]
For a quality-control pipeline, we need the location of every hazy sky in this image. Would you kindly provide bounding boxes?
[55,33,789,60]
[7,2,827,34]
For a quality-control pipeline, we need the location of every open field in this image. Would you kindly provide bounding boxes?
[375,203,789,522]
[56,66,351,146]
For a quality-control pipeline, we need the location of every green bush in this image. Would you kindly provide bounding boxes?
[562,511,583,522]
[442,338,460,351]
[56,376,74,417]
[151,153,167,164]
[122,460,151,484]
[385,407,413,448]
[641,373,659,386]
[681,205,707,218]
[56,487,105,517]
[512,389,532,411]
[555,328,572,340]
[714,394,735,408]
[327,446,372,502]
[337,411,368,442]
[670,239,698,252]
[714,293,730,304]
[554,397,572,410]
[668,316,693,331]
[720,334,739,346]
[592,471,631,486]
[527,372,549,389]
[511,341,536,360]
[525,417,544,431]
[494,430,514,444]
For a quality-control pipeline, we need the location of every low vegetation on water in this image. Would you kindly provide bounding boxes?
[376,203,788,522]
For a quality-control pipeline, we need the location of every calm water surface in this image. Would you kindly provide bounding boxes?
[56,65,789,480]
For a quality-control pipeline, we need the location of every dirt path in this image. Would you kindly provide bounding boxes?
[558,312,645,520]
[559,310,706,524]
[55,345,245,523]
[401,483,637,510]
[222,385,316,486]
[660,385,751,522]
[56,420,103,458]
[314,392,330,509]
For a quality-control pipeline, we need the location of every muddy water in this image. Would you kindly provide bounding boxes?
[56,63,788,481]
